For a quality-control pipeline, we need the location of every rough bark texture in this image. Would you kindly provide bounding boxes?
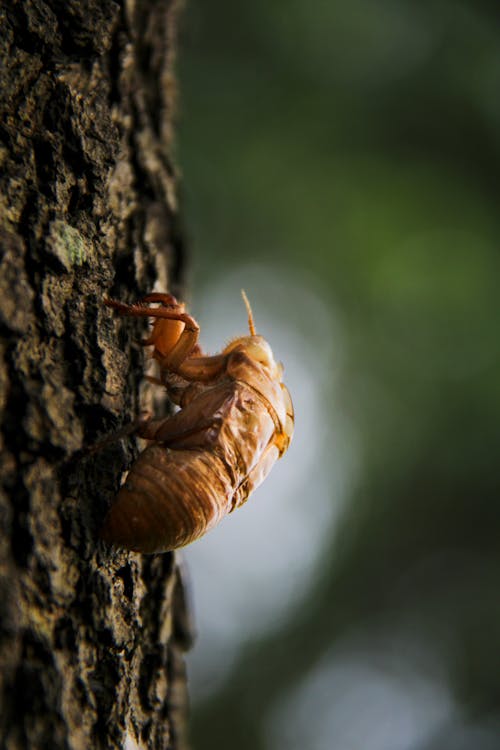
[0,1,191,748]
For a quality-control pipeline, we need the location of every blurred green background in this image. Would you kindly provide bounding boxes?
[176,1,500,748]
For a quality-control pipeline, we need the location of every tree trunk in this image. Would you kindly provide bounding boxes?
[0,1,191,748]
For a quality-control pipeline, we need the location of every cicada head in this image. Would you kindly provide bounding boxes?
[223,291,284,380]
[223,335,283,381]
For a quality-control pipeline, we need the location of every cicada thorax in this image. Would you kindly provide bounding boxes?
[101,443,235,554]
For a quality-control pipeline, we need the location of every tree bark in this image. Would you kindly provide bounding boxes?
[0,1,191,748]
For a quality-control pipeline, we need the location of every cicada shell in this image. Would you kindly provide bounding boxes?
[101,291,294,553]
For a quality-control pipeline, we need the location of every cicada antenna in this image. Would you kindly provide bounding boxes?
[241,289,256,336]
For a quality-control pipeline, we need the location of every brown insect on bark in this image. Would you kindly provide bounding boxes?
[101,291,294,553]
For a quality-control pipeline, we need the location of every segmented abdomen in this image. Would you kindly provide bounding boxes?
[101,443,235,553]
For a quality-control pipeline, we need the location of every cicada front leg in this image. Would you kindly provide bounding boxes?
[135,383,235,449]
[137,305,228,381]
[105,294,229,382]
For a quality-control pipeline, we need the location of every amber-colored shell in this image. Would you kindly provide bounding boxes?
[101,444,233,553]
[102,293,294,553]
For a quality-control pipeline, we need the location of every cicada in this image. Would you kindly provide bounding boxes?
[101,291,294,553]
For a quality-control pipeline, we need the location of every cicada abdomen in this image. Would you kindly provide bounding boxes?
[101,445,234,553]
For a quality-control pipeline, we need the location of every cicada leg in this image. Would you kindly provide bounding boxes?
[136,381,236,448]
[139,293,179,306]
[86,412,153,453]
[105,294,234,384]
[136,407,222,450]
